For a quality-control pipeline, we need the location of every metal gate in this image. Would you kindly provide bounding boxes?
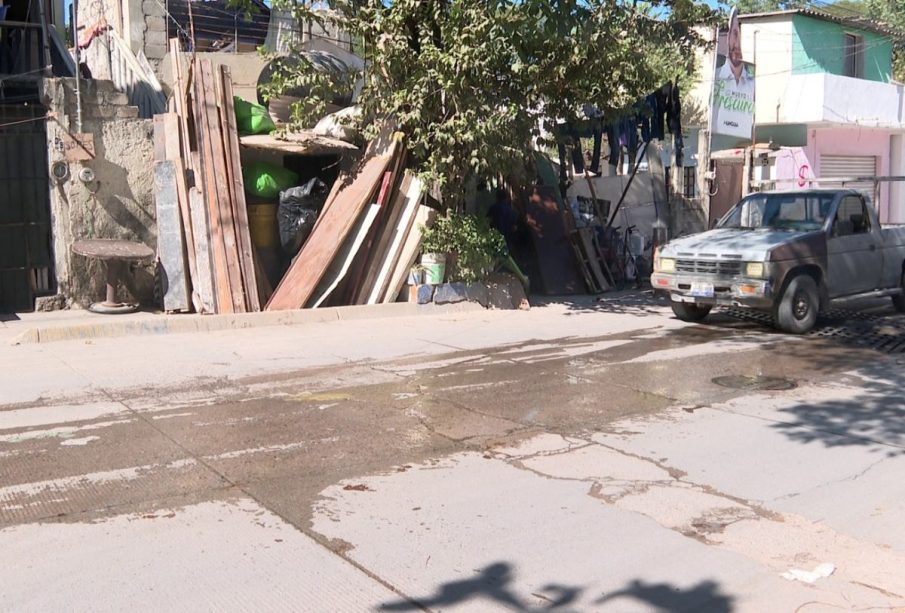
[0,99,54,312]
[709,159,744,225]
[820,155,878,200]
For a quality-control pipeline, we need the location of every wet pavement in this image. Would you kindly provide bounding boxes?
[2,296,905,611]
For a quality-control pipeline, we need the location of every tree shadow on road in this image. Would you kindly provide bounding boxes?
[765,359,905,455]
[533,290,670,317]
[596,578,735,612]
[377,562,583,611]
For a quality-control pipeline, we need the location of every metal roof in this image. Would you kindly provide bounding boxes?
[738,9,902,38]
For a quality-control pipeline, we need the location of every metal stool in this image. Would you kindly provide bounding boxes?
[72,239,155,314]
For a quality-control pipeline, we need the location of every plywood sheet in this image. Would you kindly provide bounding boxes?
[266,130,400,311]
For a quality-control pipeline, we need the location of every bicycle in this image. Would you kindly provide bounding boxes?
[623,225,651,289]
[601,224,650,290]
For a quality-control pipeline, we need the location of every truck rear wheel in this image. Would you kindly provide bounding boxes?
[892,271,905,313]
[775,274,819,334]
[670,301,712,323]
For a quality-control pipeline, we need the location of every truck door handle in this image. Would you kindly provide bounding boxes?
[870,244,877,251]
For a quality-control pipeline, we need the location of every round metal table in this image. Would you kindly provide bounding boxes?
[71,239,155,314]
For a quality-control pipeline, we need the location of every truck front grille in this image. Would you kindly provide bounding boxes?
[676,259,743,276]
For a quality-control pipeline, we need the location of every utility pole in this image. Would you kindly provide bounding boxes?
[72,0,83,131]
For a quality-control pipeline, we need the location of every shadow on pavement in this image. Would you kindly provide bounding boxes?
[378,562,583,611]
[766,359,905,454]
[596,578,735,612]
[533,290,670,317]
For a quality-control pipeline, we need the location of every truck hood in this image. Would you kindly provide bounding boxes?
[660,228,808,262]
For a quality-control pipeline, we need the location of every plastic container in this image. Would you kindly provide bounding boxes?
[407,267,423,286]
[247,203,279,249]
[421,253,446,285]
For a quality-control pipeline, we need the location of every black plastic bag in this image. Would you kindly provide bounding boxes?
[278,178,329,257]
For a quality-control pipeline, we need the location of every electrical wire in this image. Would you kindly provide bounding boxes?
[0,115,49,129]
[0,67,51,84]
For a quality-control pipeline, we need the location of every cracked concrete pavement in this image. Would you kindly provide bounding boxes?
[2,296,905,611]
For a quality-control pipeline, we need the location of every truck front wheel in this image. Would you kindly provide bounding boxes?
[670,301,712,323]
[892,270,905,313]
[775,274,819,334]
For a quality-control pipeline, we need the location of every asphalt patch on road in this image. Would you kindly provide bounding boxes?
[711,375,798,391]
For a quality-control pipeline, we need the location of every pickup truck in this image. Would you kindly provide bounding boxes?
[651,189,905,333]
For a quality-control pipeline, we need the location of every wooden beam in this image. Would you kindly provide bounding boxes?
[360,173,414,304]
[383,203,436,304]
[191,59,234,313]
[189,187,216,313]
[373,174,423,304]
[199,58,245,312]
[220,65,260,312]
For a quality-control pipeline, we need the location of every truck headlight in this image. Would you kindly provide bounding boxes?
[658,258,676,273]
[746,262,764,278]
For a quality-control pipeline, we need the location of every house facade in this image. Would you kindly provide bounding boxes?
[686,10,905,225]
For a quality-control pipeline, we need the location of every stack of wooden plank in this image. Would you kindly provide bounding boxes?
[267,128,436,310]
[157,42,437,313]
[153,41,262,314]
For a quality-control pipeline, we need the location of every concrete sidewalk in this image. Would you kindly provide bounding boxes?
[1,301,485,345]
[0,294,674,407]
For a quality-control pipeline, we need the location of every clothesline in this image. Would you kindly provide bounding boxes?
[556,80,685,182]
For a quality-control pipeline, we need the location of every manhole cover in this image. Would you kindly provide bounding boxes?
[711,375,797,391]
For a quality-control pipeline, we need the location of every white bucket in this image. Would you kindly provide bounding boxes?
[421,253,446,285]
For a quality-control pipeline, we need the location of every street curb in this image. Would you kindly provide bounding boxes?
[9,302,485,345]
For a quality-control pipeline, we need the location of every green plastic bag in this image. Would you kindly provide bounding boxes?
[243,162,299,199]
[234,96,275,135]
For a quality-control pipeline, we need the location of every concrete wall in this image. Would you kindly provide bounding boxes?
[741,16,793,127]
[781,73,905,127]
[566,171,667,241]
[41,78,157,308]
[792,14,892,82]
[79,0,169,68]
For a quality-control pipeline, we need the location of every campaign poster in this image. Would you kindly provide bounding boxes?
[712,8,756,143]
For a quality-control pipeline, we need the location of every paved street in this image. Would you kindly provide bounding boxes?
[2,296,905,612]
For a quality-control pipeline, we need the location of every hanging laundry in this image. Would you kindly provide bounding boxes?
[668,79,684,167]
[647,93,664,140]
[590,126,602,174]
[605,124,620,171]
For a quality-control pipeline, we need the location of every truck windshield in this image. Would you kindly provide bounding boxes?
[718,193,834,232]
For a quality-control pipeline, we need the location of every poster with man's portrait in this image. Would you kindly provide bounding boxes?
[712,8,756,143]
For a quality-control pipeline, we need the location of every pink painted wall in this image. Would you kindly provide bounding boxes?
[773,148,815,191]
[805,127,891,220]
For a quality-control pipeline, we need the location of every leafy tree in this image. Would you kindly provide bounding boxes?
[821,0,868,19]
[253,0,715,201]
[731,0,807,14]
[862,0,905,80]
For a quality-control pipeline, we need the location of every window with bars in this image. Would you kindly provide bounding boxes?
[683,166,696,198]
